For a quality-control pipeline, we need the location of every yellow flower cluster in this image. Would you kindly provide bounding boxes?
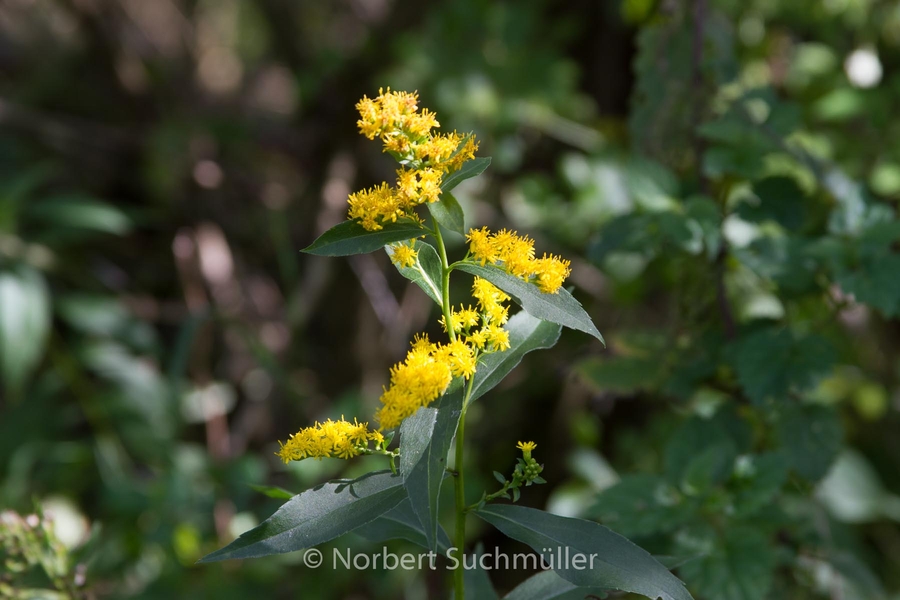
[349,89,479,231]
[374,334,475,430]
[466,227,572,294]
[444,278,512,351]
[376,279,511,430]
[276,418,384,464]
[389,242,419,269]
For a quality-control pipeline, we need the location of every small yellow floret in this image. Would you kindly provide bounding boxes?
[467,227,497,265]
[347,183,403,231]
[516,441,537,452]
[531,254,572,294]
[484,324,511,351]
[390,243,419,269]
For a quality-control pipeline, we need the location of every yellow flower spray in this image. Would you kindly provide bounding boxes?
[201,90,608,598]
[272,90,584,600]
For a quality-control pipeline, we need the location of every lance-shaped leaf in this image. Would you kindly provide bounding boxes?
[399,390,464,552]
[470,311,561,403]
[0,266,51,396]
[355,497,452,552]
[475,505,693,600]
[248,484,296,500]
[303,219,425,256]
[428,192,466,237]
[441,157,491,194]
[462,543,500,600]
[198,471,405,562]
[385,240,443,305]
[504,570,608,600]
[455,263,604,343]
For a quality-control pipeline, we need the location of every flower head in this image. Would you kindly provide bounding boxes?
[390,242,419,269]
[348,91,480,231]
[348,183,405,231]
[465,229,571,294]
[516,441,537,463]
[532,254,572,294]
[276,418,381,464]
[467,227,497,266]
[516,441,537,452]
[375,337,454,430]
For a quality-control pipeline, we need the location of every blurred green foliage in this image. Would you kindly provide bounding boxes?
[1,0,900,598]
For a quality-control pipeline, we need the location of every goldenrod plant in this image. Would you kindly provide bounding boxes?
[200,90,693,600]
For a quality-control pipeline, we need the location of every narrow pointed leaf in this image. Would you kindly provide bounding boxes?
[303,219,425,256]
[399,390,464,552]
[475,504,693,600]
[355,497,452,552]
[385,240,443,305]
[441,157,491,193]
[504,570,608,600]
[462,543,500,600]
[198,471,405,562]
[248,484,296,500]
[428,192,466,237]
[456,263,603,343]
[0,266,51,395]
[470,311,562,403]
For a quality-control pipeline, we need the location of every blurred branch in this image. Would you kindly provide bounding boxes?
[348,254,401,329]
[690,0,736,340]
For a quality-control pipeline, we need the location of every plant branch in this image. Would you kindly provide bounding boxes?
[433,220,457,342]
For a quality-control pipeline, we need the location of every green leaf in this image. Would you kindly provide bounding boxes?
[385,240,442,305]
[773,403,841,481]
[455,263,603,343]
[731,453,788,517]
[824,550,887,599]
[663,410,750,488]
[198,471,405,562]
[355,497,452,552]
[677,526,776,600]
[737,177,807,230]
[28,194,132,236]
[681,442,737,495]
[470,311,562,403]
[427,192,465,237]
[303,219,425,256]
[399,391,463,552]
[248,484,296,500]
[576,355,664,394]
[474,504,694,600]
[835,254,900,318]
[441,157,491,193]
[589,475,694,538]
[727,327,835,403]
[504,570,608,600]
[0,266,51,396]
[463,544,500,600]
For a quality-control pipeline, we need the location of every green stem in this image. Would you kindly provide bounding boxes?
[433,215,471,597]
[433,221,457,342]
[474,481,514,509]
[453,375,476,600]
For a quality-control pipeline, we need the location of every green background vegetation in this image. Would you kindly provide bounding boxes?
[2,0,900,598]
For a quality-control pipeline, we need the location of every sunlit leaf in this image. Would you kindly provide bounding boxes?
[303,219,425,256]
